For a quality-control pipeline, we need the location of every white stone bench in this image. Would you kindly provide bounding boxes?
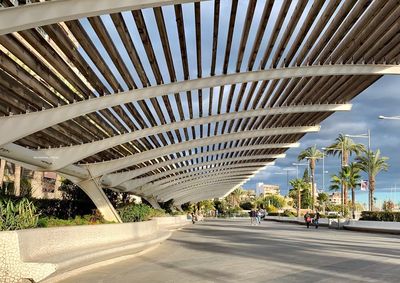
[0,216,189,283]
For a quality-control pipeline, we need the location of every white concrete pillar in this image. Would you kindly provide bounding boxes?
[78,178,122,223]
[143,196,161,209]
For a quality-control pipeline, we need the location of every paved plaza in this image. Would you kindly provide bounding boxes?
[60,220,400,283]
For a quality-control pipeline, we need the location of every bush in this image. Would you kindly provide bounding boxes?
[37,214,110,228]
[283,210,296,217]
[0,198,38,231]
[240,201,253,210]
[266,205,278,213]
[118,203,166,222]
[360,211,400,222]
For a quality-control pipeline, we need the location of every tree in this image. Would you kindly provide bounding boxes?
[382,200,395,212]
[326,135,365,205]
[226,188,245,208]
[298,145,323,210]
[289,178,307,217]
[330,163,361,219]
[317,192,329,213]
[198,200,215,214]
[355,150,389,211]
[264,195,286,209]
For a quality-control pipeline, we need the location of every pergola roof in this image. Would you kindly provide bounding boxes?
[0,0,399,206]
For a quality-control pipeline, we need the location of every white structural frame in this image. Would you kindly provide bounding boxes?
[142,161,274,190]
[101,143,297,187]
[85,125,320,177]
[156,172,257,200]
[0,64,396,146]
[131,162,273,195]
[120,158,275,193]
[36,104,349,169]
[165,179,248,200]
[0,0,203,35]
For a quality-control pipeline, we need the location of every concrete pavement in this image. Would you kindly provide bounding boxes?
[59,219,400,283]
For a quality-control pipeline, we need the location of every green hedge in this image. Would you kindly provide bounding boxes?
[360,211,400,222]
[117,203,166,222]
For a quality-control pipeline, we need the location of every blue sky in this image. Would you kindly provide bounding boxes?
[243,75,400,207]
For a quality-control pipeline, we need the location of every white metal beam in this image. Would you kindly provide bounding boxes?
[171,181,245,203]
[163,179,247,201]
[156,172,256,200]
[142,161,274,191]
[85,125,320,177]
[37,104,348,169]
[1,64,396,146]
[133,164,268,195]
[0,0,201,35]
[119,156,276,192]
[101,143,298,187]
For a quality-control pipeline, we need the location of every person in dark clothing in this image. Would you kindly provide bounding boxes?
[304,211,311,228]
[314,211,320,229]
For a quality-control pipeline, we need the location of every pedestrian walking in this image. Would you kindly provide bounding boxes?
[304,211,311,228]
[256,209,262,224]
[250,208,257,225]
[314,210,320,229]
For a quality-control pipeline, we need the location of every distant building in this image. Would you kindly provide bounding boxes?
[329,192,342,205]
[0,160,63,199]
[256,182,280,197]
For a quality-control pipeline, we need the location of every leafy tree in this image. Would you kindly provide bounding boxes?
[264,195,286,209]
[198,200,215,214]
[382,200,395,212]
[326,135,365,205]
[289,178,307,216]
[289,183,311,210]
[298,145,323,210]
[317,192,329,213]
[330,163,361,218]
[355,150,389,211]
[302,168,311,183]
[239,201,253,210]
[213,199,227,214]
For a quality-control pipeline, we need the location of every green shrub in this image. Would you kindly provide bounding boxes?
[283,210,296,217]
[240,201,253,210]
[266,205,278,213]
[360,211,400,222]
[117,203,166,222]
[0,198,38,230]
[37,213,110,228]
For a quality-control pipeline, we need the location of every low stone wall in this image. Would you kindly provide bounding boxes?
[344,220,400,234]
[154,215,189,228]
[0,216,189,283]
[264,216,329,226]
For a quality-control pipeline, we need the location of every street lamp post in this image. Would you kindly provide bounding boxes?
[345,130,372,210]
[292,163,308,179]
[379,115,400,120]
[322,146,345,214]
[274,168,296,193]
[345,130,371,151]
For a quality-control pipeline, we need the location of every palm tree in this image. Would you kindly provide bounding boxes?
[228,188,245,207]
[330,163,361,219]
[290,178,307,217]
[355,150,389,211]
[298,145,323,210]
[326,134,365,205]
